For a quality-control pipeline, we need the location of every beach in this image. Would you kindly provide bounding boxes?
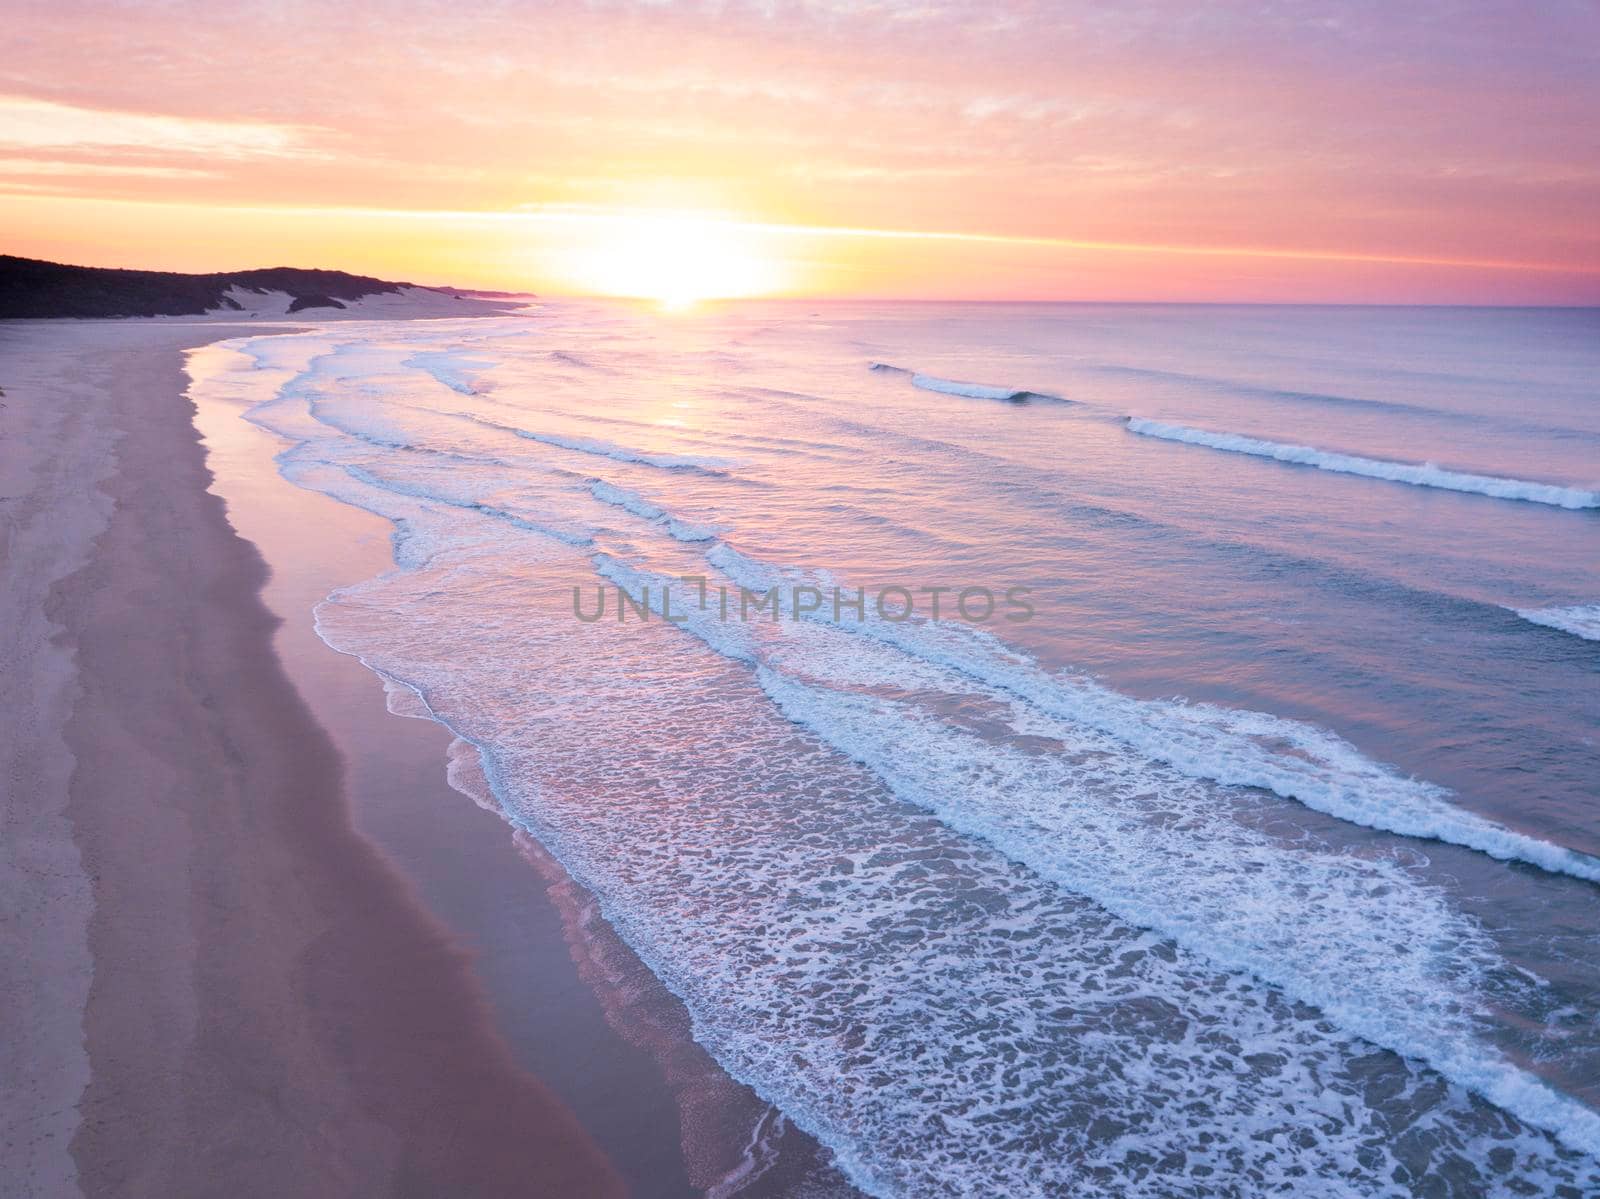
[0,319,629,1197]
[1,314,856,1198]
[4,3,1595,1193]
[4,302,1598,1198]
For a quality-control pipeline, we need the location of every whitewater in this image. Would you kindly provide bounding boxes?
[195,300,1600,1198]
[1126,417,1600,509]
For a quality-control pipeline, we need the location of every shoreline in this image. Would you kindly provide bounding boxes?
[1,320,624,1196]
[186,332,709,1197]
[186,328,857,1196]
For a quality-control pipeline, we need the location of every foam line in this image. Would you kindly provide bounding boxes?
[593,551,1600,1159]
[190,329,1600,1192]
[588,479,715,542]
[869,361,1061,403]
[1513,603,1600,641]
[482,418,732,474]
[1126,418,1600,509]
[703,543,1600,885]
[404,348,495,395]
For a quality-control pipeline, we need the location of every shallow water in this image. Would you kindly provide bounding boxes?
[194,301,1600,1197]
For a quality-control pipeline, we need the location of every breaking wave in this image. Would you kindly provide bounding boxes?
[595,548,1600,1160]
[459,414,733,474]
[589,479,716,542]
[1126,418,1600,509]
[404,348,494,395]
[195,316,1600,1197]
[870,362,1062,403]
[1513,604,1600,642]
[700,544,1600,886]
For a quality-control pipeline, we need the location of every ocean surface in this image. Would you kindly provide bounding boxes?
[196,302,1600,1198]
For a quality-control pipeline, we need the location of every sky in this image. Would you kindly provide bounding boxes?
[2,0,1597,303]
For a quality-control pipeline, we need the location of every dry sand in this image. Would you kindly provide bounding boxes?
[0,319,624,1198]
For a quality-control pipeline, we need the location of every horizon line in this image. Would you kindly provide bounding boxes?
[9,253,1600,310]
[14,193,1599,278]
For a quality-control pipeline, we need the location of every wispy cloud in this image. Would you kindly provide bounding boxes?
[0,159,216,179]
[0,96,326,160]
[0,0,1594,299]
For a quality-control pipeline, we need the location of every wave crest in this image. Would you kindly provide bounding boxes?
[870,361,1063,403]
[1126,418,1600,509]
[1514,603,1600,641]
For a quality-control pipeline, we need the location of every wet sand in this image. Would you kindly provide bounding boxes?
[0,320,625,1197]
[185,333,860,1198]
[187,334,708,1198]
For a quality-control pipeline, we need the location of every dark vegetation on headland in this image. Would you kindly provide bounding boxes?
[285,293,347,313]
[0,254,461,318]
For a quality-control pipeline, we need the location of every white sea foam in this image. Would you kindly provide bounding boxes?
[404,348,494,394]
[591,478,663,520]
[592,550,1600,1161]
[869,361,1058,402]
[198,320,1600,1196]
[589,479,715,542]
[1127,418,1600,509]
[319,535,1599,1196]
[498,423,732,474]
[703,544,1600,883]
[912,374,1033,402]
[1514,603,1600,642]
[343,463,596,547]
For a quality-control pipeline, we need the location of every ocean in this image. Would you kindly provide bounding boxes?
[194,301,1600,1197]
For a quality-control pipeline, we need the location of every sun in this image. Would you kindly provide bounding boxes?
[561,213,782,308]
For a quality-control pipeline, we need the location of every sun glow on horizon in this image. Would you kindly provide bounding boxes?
[550,212,788,308]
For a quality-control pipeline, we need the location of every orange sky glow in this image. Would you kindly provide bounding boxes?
[2,2,1597,304]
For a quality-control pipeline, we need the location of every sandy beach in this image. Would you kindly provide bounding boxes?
[0,320,625,1197]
